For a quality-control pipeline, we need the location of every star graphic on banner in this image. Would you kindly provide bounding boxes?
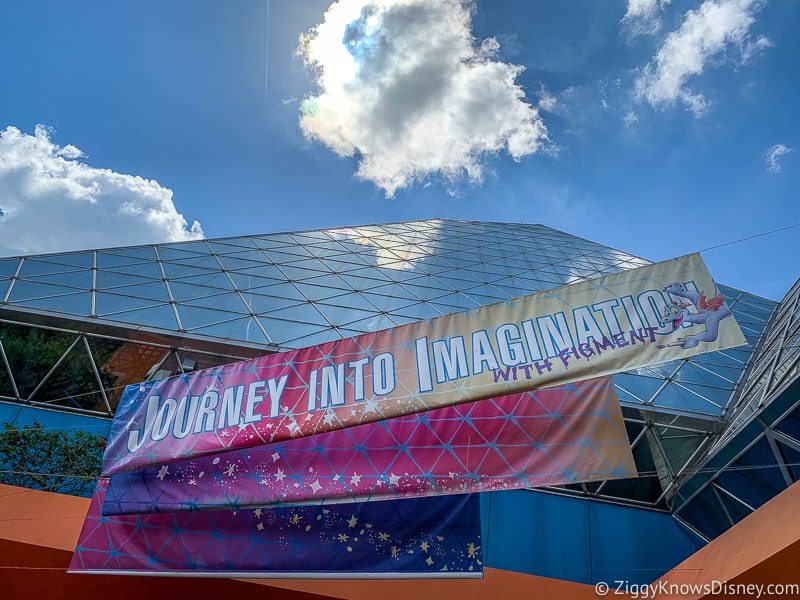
[287,421,300,435]
[437,536,444,542]
[333,474,341,482]
[363,399,379,413]
[291,514,301,525]
[337,533,349,542]
[391,546,400,558]
[224,463,236,477]
[347,515,358,528]
[323,411,337,426]
[426,556,434,566]
[272,452,280,462]
[257,522,264,531]
[420,541,430,553]
[378,532,390,541]
[388,473,401,486]
[350,473,362,486]
[259,477,269,485]
[275,468,286,481]
[157,465,169,481]
[310,480,322,494]
[467,542,481,559]
[254,508,263,518]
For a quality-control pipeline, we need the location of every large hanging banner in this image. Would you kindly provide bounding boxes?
[103,377,635,515]
[103,253,746,476]
[70,479,483,578]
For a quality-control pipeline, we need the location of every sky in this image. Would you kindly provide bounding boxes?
[0,0,798,300]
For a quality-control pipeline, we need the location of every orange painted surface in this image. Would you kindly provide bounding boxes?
[0,484,600,599]
[651,480,800,599]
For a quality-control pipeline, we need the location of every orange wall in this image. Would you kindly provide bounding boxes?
[651,480,800,599]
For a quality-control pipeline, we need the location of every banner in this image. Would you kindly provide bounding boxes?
[103,253,745,475]
[103,377,635,514]
[70,479,483,577]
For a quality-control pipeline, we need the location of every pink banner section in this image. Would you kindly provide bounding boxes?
[103,253,745,476]
[103,377,636,515]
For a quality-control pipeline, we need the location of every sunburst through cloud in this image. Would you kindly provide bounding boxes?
[297,0,548,197]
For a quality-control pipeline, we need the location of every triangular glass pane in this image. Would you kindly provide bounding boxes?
[280,264,334,281]
[243,282,307,302]
[103,281,170,303]
[167,272,234,291]
[8,280,85,302]
[206,237,260,252]
[283,328,343,348]
[314,304,382,326]
[261,303,330,326]
[24,270,93,289]
[162,255,221,271]
[187,317,269,345]
[95,270,159,290]
[104,305,179,330]
[156,246,212,261]
[182,292,248,315]
[256,317,329,346]
[95,292,165,316]
[228,265,288,280]
[17,259,86,278]
[292,282,348,302]
[176,304,242,330]
[0,259,21,278]
[157,241,210,255]
[101,246,157,262]
[242,294,305,314]
[35,252,94,269]
[169,281,231,302]
[216,254,271,272]
[28,336,107,412]
[102,261,163,280]
[18,292,91,315]
[360,292,420,312]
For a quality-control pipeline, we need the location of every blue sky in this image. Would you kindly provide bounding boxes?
[0,0,797,300]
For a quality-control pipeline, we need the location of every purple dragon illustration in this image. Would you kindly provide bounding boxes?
[657,282,732,350]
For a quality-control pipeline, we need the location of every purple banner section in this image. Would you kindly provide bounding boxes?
[70,479,483,577]
[102,377,635,515]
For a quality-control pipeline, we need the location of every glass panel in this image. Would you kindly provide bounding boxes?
[166,272,234,291]
[17,259,83,277]
[176,305,243,330]
[8,280,83,301]
[0,259,21,278]
[187,317,270,345]
[104,305,180,330]
[95,292,164,316]
[27,336,107,412]
[256,317,329,347]
[95,270,159,290]
[88,338,167,411]
[21,293,92,315]
[103,262,163,279]
[0,324,82,400]
[181,292,249,315]
[714,438,788,508]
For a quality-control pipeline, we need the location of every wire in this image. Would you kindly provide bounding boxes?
[697,222,800,253]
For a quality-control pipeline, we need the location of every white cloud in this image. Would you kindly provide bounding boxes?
[298,0,548,197]
[765,144,792,173]
[0,125,203,256]
[621,0,672,36]
[623,111,639,127]
[635,0,769,117]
